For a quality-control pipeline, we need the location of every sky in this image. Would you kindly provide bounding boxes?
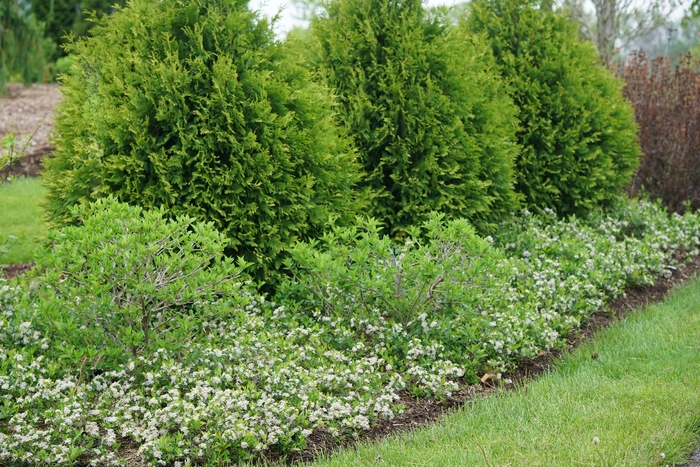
[248,0,692,38]
[248,0,461,36]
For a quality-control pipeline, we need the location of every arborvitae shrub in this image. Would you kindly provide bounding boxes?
[308,0,520,236]
[621,51,700,213]
[43,0,363,282]
[466,0,641,216]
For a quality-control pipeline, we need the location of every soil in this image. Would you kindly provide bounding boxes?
[0,83,62,179]
[1,262,35,279]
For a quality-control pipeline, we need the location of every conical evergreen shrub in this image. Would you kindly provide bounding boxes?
[308,0,520,236]
[43,0,363,281]
[465,0,640,216]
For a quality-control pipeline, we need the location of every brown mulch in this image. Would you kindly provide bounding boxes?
[266,254,700,466]
[1,262,35,279]
[680,449,700,467]
[0,83,62,178]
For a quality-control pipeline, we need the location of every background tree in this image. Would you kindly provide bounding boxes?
[29,0,126,60]
[309,0,521,236]
[621,15,700,60]
[466,0,641,216]
[561,0,679,66]
[0,0,53,94]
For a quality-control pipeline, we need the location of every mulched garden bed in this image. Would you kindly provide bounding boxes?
[267,253,700,465]
[3,254,700,465]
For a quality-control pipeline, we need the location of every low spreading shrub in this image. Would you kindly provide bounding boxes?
[43,0,363,282]
[277,215,543,383]
[32,196,251,363]
[465,0,641,217]
[2,198,700,465]
[493,198,700,339]
[621,51,700,212]
[0,198,406,465]
[308,0,520,235]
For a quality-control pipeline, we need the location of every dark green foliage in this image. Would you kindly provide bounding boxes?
[29,0,127,60]
[0,0,53,94]
[466,0,641,216]
[309,0,520,236]
[43,0,363,282]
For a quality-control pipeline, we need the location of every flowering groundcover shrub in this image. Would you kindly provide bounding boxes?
[1,197,700,466]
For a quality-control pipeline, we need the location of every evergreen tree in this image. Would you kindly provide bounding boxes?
[43,0,364,282]
[309,0,520,236]
[466,0,640,216]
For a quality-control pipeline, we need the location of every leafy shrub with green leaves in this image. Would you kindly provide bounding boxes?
[49,55,78,80]
[3,198,700,465]
[465,0,640,216]
[1,133,29,182]
[0,199,407,465]
[32,196,250,365]
[277,215,551,384]
[43,0,363,281]
[308,0,520,235]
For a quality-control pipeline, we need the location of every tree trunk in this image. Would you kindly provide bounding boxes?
[595,0,617,66]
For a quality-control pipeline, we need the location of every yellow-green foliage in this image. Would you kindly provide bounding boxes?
[466,0,641,216]
[309,0,521,236]
[43,0,364,281]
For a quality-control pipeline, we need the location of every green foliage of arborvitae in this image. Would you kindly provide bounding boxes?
[466,0,641,217]
[43,0,363,282]
[308,0,521,236]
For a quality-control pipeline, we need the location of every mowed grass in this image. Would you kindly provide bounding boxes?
[0,176,47,264]
[308,278,700,467]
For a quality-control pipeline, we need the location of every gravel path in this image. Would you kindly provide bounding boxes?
[0,83,62,177]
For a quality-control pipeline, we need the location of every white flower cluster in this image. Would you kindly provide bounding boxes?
[1,199,699,465]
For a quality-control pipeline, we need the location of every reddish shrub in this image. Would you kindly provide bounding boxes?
[621,51,700,212]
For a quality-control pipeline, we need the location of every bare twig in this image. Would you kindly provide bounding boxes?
[72,356,89,396]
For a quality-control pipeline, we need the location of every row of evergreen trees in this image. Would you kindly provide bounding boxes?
[43,0,641,282]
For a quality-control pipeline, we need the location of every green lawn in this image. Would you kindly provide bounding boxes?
[0,177,47,264]
[308,278,700,467]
